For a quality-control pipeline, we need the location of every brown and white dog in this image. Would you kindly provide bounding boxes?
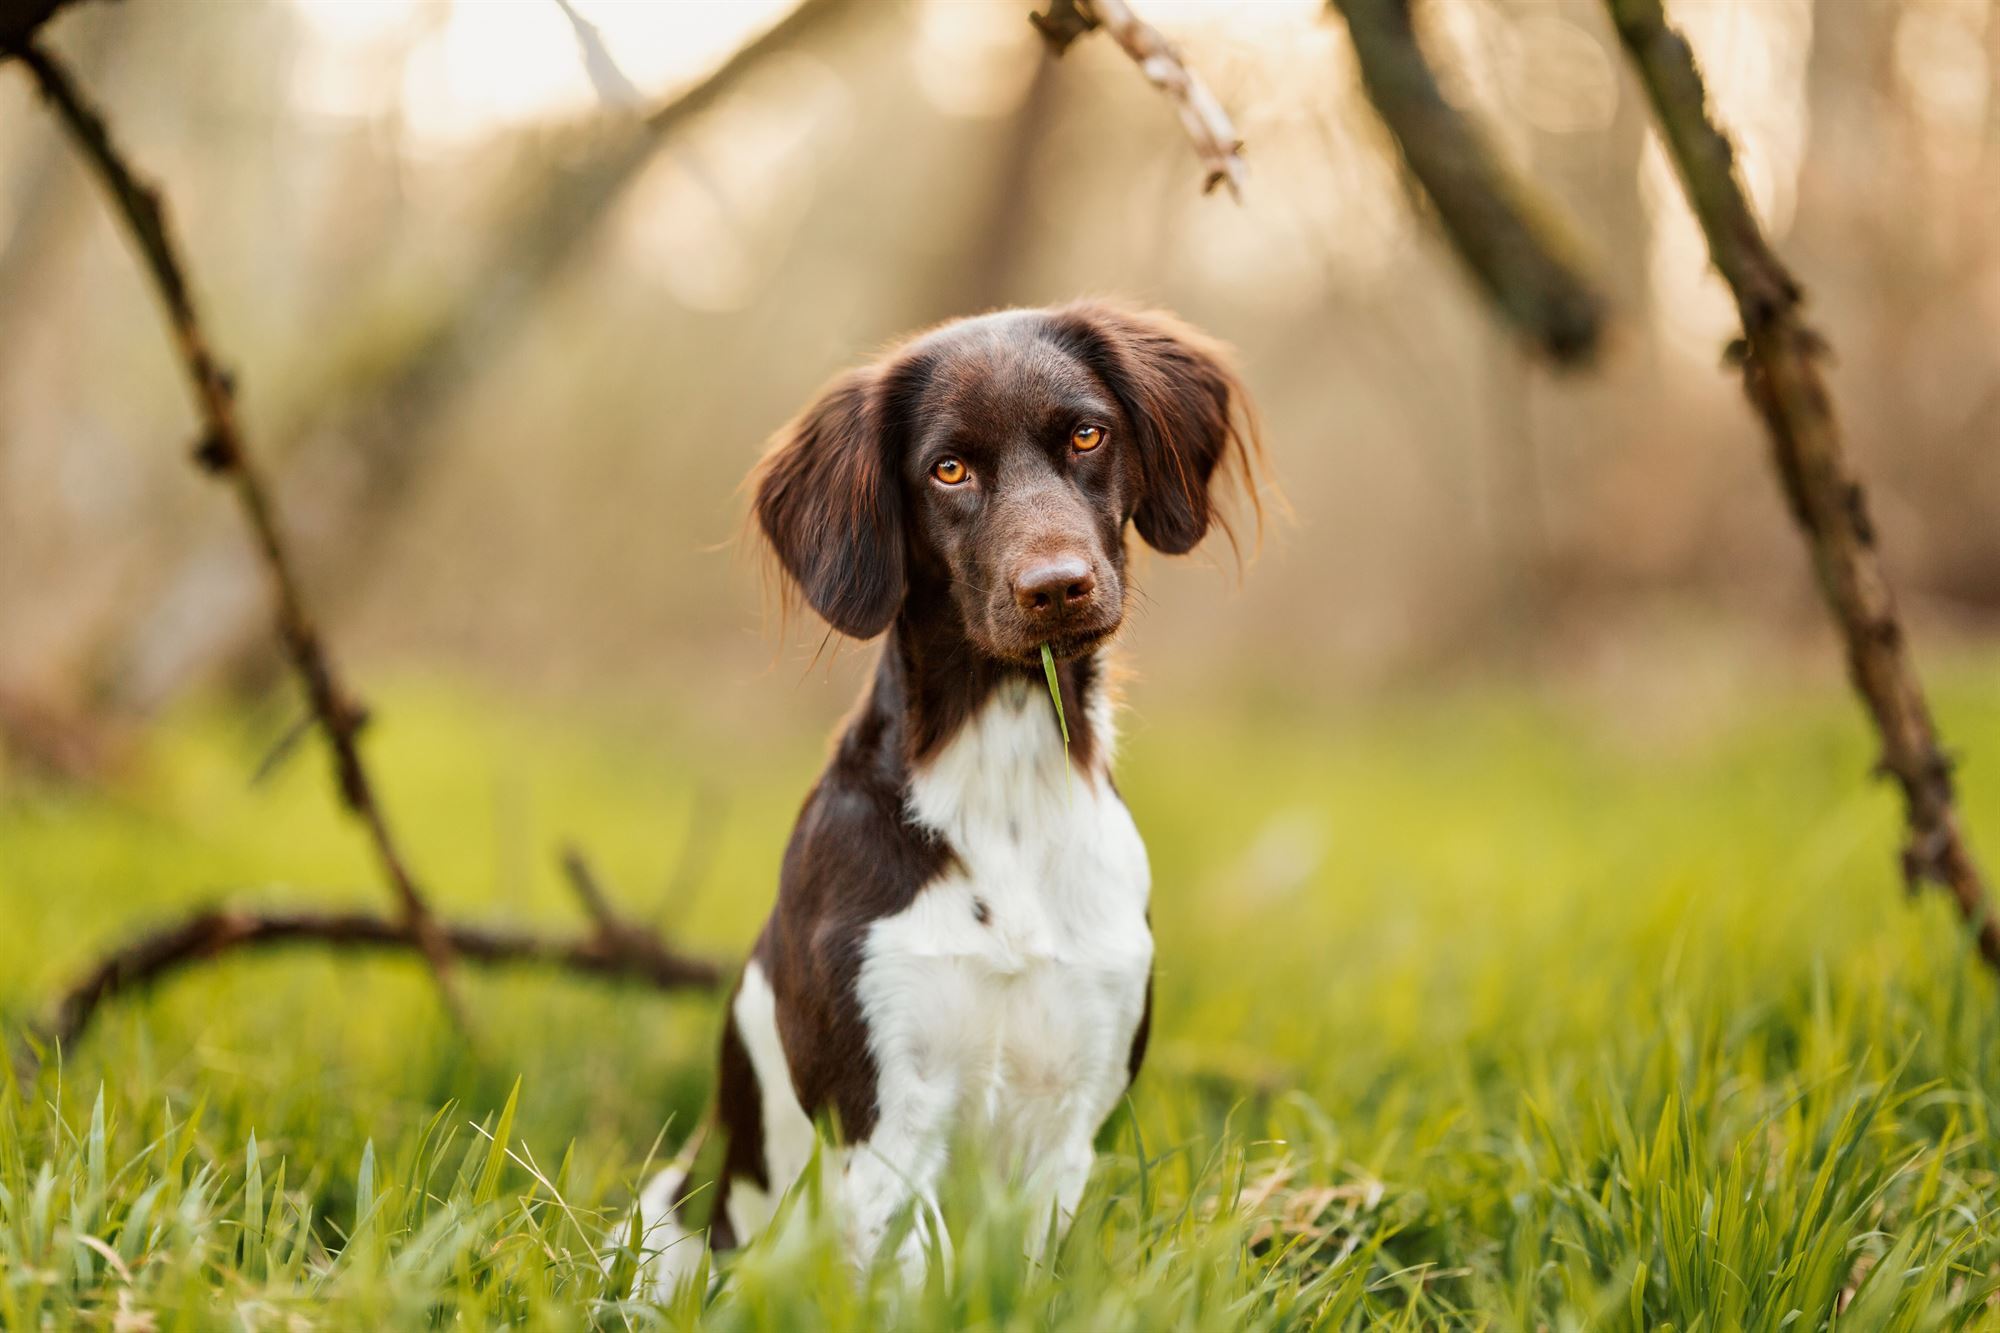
[631,302,1256,1294]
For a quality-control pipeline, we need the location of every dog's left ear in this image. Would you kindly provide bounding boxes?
[1049,303,1258,555]
[751,367,906,639]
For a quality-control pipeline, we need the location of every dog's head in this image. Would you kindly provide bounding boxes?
[752,303,1257,665]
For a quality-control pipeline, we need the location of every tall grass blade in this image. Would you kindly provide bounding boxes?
[243,1131,263,1272]
[355,1139,376,1238]
[475,1078,521,1209]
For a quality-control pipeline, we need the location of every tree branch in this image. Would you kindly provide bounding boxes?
[0,0,88,53]
[1033,0,1246,200]
[1330,0,1605,365]
[1605,0,2000,970]
[557,842,667,954]
[551,0,643,109]
[26,900,727,1073]
[11,40,469,1022]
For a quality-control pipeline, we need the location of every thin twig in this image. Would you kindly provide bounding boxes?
[251,704,340,787]
[1605,0,2000,971]
[11,41,470,1022]
[1032,0,1246,200]
[552,0,643,109]
[560,843,629,941]
[1330,0,1604,365]
[560,842,716,982]
[1028,0,1094,54]
[641,0,847,137]
[23,902,727,1074]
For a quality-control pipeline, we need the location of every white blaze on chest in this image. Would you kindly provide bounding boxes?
[856,675,1153,1158]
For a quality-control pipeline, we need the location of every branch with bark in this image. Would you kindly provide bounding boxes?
[29,866,725,1073]
[1604,0,2000,969]
[1033,0,1246,200]
[1331,0,1604,366]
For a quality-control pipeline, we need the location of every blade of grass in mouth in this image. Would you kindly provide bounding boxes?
[1041,642,1071,799]
[1040,643,1069,744]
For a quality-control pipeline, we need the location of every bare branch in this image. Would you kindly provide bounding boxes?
[642,0,848,137]
[1605,0,2000,970]
[24,902,727,1075]
[1028,0,1094,55]
[1034,0,1247,201]
[1331,0,1605,365]
[0,0,90,53]
[560,843,630,941]
[11,41,469,1023]
[552,0,643,109]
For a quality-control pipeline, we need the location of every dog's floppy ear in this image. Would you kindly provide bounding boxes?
[1050,303,1258,556]
[752,367,905,639]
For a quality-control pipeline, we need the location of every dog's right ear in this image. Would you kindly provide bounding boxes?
[751,368,905,639]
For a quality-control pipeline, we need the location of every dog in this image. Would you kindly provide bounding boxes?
[629,302,1257,1295]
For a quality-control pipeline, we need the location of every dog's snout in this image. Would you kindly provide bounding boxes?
[1013,557,1096,617]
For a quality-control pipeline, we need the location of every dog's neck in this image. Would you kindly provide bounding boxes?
[838,604,1111,793]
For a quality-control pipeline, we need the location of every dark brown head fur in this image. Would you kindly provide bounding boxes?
[752,302,1259,672]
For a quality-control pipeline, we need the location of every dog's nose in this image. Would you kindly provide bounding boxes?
[1013,557,1096,617]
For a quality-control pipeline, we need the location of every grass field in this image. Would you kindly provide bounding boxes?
[4,661,2000,1329]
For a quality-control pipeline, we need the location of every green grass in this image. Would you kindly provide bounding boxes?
[5,663,2000,1329]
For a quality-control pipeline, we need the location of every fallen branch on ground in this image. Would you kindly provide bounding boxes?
[1605,0,2000,971]
[1330,0,1604,365]
[30,895,726,1072]
[1033,0,1247,200]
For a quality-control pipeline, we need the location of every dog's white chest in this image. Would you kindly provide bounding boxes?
[858,683,1152,1157]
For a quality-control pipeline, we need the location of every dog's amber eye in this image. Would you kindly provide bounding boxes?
[932,456,968,485]
[1071,424,1105,453]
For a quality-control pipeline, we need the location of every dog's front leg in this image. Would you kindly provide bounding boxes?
[838,1079,956,1283]
[1020,1131,1096,1266]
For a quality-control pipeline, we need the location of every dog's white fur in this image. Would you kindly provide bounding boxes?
[630,670,1151,1295]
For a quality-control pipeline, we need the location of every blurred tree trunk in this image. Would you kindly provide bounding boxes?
[1797,0,2000,612]
[0,7,132,778]
[1468,0,1646,645]
[0,6,123,426]
[83,0,859,713]
[1473,321,1548,659]
[924,49,1066,321]
[1593,65,1652,358]
[1794,0,1894,262]
[93,127,684,710]
[1989,0,2000,160]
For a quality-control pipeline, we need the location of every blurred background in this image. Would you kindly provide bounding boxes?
[1,0,1996,766]
[6,7,2000,1320]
